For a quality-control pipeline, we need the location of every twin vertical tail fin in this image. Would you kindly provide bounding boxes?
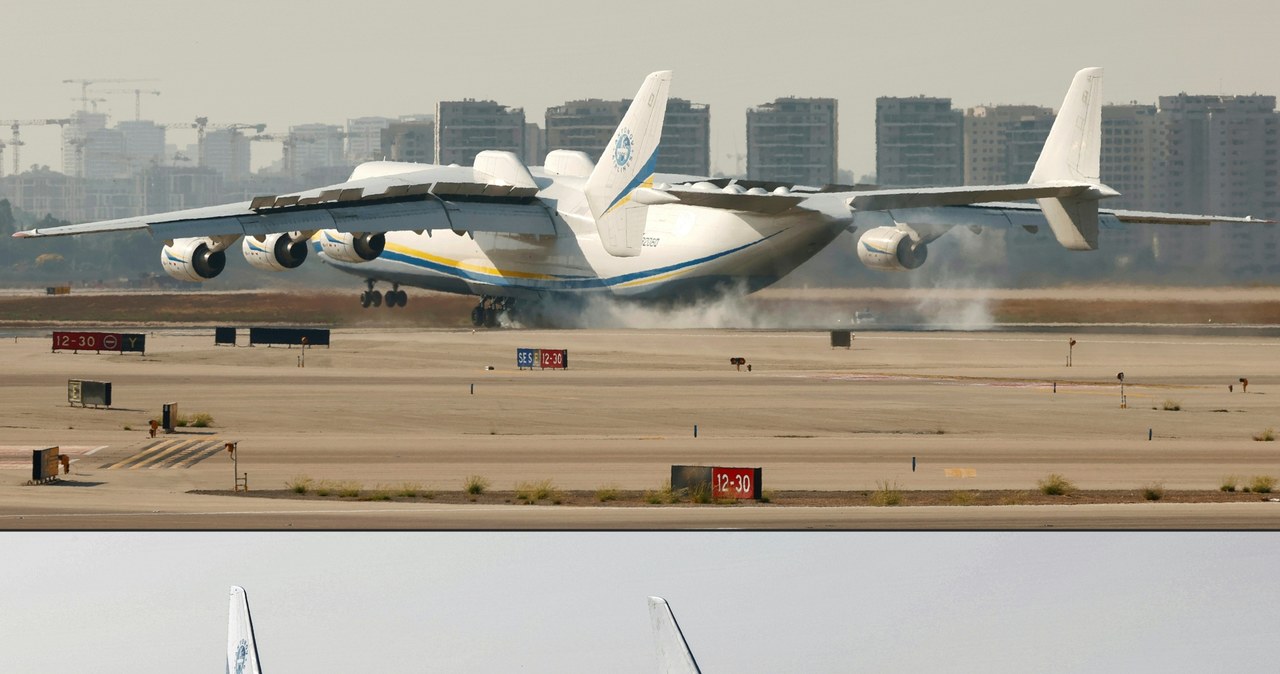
[1030,67,1109,251]
[648,596,701,674]
[584,70,672,257]
[227,586,264,674]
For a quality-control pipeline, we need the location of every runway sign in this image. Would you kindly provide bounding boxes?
[248,327,330,347]
[517,348,568,370]
[215,327,237,345]
[52,331,145,354]
[712,466,762,499]
[67,379,112,407]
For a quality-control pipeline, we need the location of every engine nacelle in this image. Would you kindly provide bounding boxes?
[318,229,385,263]
[856,226,928,272]
[242,233,308,272]
[161,237,230,282]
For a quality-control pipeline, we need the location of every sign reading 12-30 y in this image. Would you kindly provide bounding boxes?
[52,331,146,355]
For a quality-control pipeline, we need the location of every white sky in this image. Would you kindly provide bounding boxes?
[3,1,1279,177]
[2,533,1279,673]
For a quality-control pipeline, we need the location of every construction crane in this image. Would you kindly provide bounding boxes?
[62,78,157,113]
[0,118,72,177]
[98,88,161,121]
[70,97,109,114]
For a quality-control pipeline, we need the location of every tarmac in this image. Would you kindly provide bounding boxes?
[2,326,1280,529]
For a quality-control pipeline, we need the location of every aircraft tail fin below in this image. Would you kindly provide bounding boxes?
[584,70,672,257]
[227,586,264,674]
[1030,67,1106,251]
[648,596,701,674]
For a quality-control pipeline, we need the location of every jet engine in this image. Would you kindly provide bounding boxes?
[242,232,309,272]
[161,236,235,282]
[318,229,384,263]
[856,226,928,272]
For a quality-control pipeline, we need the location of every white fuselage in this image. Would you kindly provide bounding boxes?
[318,167,849,305]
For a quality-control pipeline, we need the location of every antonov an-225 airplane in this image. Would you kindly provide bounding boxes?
[13,68,1259,327]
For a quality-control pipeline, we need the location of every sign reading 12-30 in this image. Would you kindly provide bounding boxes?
[52,331,146,354]
[712,466,762,500]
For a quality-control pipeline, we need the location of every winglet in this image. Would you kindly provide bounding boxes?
[584,70,672,257]
[227,586,264,674]
[648,596,701,674]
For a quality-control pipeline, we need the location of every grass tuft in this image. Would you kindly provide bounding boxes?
[464,474,490,495]
[948,490,977,506]
[337,481,363,498]
[1220,475,1239,492]
[759,489,774,504]
[689,483,713,504]
[643,481,680,504]
[1252,427,1275,442]
[1038,473,1075,496]
[286,475,313,494]
[396,482,423,498]
[869,480,903,506]
[1141,482,1164,501]
[1161,399,1181,411]
[361,485,392,501]
[515,479,559,504]
[1249,475,1277,494]
[595,484,620,502]
[190,412,214,427]
[314,480,337,497]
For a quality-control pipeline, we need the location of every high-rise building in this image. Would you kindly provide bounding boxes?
[289,123,346,177]
[746,97,837,186]
[1156,94,1280,275]
[544,98,709,174]
[1098,104,1165,258]
[876,96,962,187]
[82,128,128,179]
[524,122,546,166]
[62,111,108,178]
[435,100,524,166]
[201,129,252,181]
[963,105,1053,185]
[381,115,435,164]
[117,120,167,171]
[346,117,394,163]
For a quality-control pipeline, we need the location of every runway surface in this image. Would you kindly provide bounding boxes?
[2,326,1279,529]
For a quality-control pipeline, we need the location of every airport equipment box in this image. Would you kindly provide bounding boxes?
[52,331,145,354]
[31,447,59,482]
[517,348,568,370]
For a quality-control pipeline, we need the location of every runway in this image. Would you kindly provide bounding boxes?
[1,326,1279,529]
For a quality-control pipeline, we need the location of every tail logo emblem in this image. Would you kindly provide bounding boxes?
[234,639,249,674]
[613,128,634,170]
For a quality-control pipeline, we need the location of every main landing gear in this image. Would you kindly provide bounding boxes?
[360,280,407,309]
[470,296,513,328]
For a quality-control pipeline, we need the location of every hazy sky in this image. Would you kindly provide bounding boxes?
[2,533,1279,673]
[4,1,1279,177]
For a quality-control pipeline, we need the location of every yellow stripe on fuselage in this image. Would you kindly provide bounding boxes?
[383,241,562,281]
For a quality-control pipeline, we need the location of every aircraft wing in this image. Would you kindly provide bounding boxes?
[11,168,557,241]
[952,201,1274,226]
[636,180,1103,217]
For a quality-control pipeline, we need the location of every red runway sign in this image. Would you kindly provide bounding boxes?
[712,466,762,499]
[53,331,146,354]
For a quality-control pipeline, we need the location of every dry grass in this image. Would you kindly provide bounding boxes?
[286,475,313,494]
[1038,473,1075,496]
[514,479,560,504]
[1161,400,1181,412]
[869,480,903,506]
[948,490,977,506]
[396,482,423,498]
[464,474,490,495]
[336,481,363,498]
[644,481,680,504]
[1220,475,1239,492]
[1253,428,1276,442]
[1250,475,1277,494]
[1141,482,1165,501]
[595,485,620,502]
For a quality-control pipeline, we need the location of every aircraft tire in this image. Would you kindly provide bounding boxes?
[396,291,408,308]
[360,291,372,308]
[470,306,485,327]
[371,290,382,307]
[483,307,498,328]
[384,291,399,308]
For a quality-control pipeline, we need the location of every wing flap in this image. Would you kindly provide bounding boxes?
[847,183,1094,211]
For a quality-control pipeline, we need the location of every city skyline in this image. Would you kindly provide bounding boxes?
[3,1,1277,178]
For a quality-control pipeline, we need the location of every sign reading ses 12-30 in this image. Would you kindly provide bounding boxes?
[52,331,146,354]
[516,348,568,370]
[712,466,762,500]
